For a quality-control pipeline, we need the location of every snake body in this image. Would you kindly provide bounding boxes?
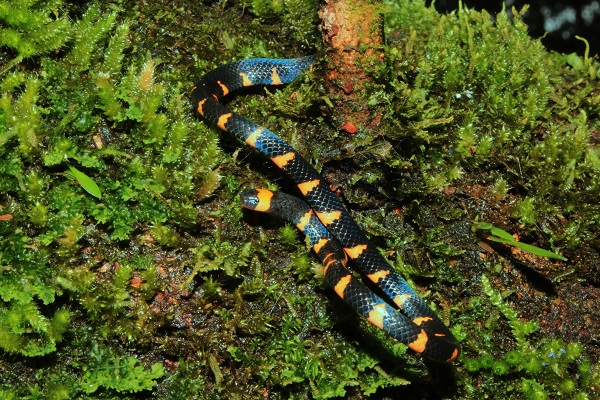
[192,56,459,362]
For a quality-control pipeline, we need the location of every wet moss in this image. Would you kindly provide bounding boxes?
[459,275,599,399]
[1,0,599,398]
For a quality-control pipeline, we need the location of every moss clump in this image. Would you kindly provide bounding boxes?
[0,192,68,356]
[241,0,320,47]
[0,0,221,395]
[377,1,598,249]
[227,315,412,399]
[81,344,164,394]
[0,0,71,62]
[460,275,600,399]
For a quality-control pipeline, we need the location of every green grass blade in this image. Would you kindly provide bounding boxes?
[510,241,567,261]
[475,222,567,261]
[68,165,102,199]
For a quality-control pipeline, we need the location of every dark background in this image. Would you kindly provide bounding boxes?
[428,0,600,56]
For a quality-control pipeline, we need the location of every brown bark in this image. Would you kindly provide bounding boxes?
[320,0,385,134]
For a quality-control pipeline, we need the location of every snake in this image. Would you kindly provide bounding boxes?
[192,56,459,362]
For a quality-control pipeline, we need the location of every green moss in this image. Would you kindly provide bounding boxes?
[2,0,599,398]
[459,275,599,398]
[150,223,180,247]
[376,1,598,255]
[66,7,117,72]
[0,0,71,62]
[242,0,320,46]
[0,76,41,156]
[0,197,61,356]
[78,344,164,395]
[0,0,217,391]
[279,223,299,247]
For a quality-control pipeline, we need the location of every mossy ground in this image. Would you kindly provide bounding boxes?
[0,0,598,398]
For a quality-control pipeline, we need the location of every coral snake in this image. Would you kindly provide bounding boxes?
[192,56,459,362]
